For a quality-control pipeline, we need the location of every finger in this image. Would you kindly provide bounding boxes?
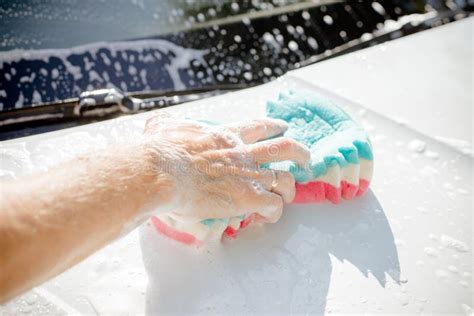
[226,118,288,144]
[252,191,284,224]
[192,157,257,178]
[257,170,296,203]
[247,137,310,167]
[229,178,283,223]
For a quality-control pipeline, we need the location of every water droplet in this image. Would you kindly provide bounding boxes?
[25,294,38,305]
[372,2,386,15]
[424,247,439,257]
[288,41,299,51]
[429,234,438,241]
[323,15,334,25]
[435,270,449,280]
[443,182,455,190]
[424,150,439,160]
[197,13,205,22]
[416,260,425,267]
[461,304,473,314]
[263,67,272,76]
[243,72,252,81]
[303,37,317,51]
[20,305,33,314]
[399,274,408,283]
[396,293,410,306]
[420,166,439,177]
[408,139,427,153]
[395,239,405,246]
[417,206,427,214]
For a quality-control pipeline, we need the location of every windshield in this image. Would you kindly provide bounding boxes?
[0,0,312,51]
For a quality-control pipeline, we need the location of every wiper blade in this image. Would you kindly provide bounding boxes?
[0,83,253,131]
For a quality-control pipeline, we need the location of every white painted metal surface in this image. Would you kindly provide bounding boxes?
[1,18,472,315]
[291,18,473,154]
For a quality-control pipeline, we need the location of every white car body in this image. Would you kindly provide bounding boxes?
[1,18,472,315]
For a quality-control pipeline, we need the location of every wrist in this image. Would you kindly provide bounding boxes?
[134,138,178,215]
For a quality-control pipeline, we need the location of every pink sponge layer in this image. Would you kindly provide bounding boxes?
[151,180,371,245]
[293,179,370,204]
[151,216,201,245]
[151,213,257,245]
[222,213,256,239]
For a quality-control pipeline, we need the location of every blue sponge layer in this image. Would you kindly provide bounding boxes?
[266,90,373,182]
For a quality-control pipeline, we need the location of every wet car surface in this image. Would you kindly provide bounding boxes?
[0,2,472,314]
[0,19,472,313]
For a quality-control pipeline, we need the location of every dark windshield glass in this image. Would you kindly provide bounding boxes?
[0,0,311,51]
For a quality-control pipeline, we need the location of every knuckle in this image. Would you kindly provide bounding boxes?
[214,128,241,148]
[226,148,248,163]
[249,120,266,134]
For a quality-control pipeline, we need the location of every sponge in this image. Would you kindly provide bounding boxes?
[266,90,373,203]
[152,90,374,245]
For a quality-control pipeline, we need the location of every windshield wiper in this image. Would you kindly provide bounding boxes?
[0,83,254,132]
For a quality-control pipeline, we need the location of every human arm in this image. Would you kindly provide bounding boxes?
[0,116,310,302]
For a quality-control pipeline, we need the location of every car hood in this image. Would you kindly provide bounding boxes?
[0,18,472,315]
